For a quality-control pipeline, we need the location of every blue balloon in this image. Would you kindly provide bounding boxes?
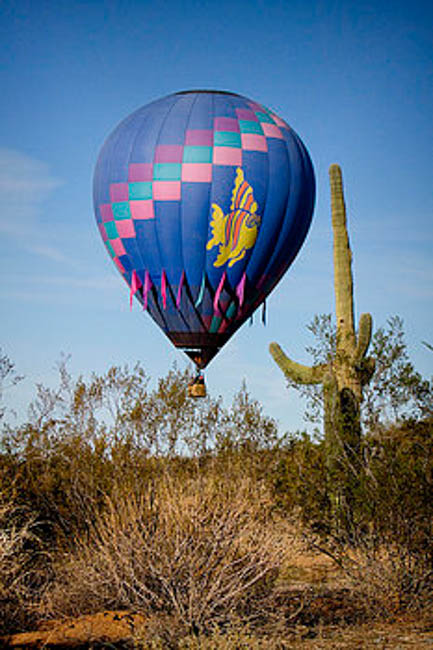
[94,90,315,367]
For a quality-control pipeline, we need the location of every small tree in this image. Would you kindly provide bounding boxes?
[283,314,433,432]
[363,316,433,428]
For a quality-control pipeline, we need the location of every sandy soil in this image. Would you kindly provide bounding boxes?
[2,610,432,649]
[1,610,146,648]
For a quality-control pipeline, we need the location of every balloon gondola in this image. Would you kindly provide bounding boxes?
[187,370,206,399]
[93,90,315,393]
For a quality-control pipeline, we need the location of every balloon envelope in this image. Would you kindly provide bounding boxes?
[94,90,315,367]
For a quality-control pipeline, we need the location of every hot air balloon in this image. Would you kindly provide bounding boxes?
[93,90,315,394]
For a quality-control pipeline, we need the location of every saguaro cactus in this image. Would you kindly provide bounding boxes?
[270,165,375,468]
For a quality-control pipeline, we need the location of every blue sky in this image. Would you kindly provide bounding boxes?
[1,0,432,433]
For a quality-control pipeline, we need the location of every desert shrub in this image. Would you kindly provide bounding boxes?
[0,499,44,634]
[270,418,433,616]
[337,536,433,618]
[0,359,282,552]
[272,433,331,532]
[0,426,159,548]
[42,475,289,635]
[360,419,433,539]
[273,419,432,534]
[294,419,433,615]
[353,419,433,612]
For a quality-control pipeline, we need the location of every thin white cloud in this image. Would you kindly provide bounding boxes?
[29,245,69,264]
[0,147,62,238]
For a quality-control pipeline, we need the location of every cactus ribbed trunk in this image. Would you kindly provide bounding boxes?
[331,164,358,399]
[269,164,375,523]
[331,165,355,343]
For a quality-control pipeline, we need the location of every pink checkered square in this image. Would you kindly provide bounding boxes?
[185,130,213,146]
[181,163,212,182]
[154,145,183,163]
[99,204,114,223]
[111,238,127,256]
[110,183,129,202]
[153,181,181,200]
[236,108,258,121]
[261,123,284,139]
[130,200,155,219]
[214,117,239,132]
[213,147,242,166]
[128,163,153,181]
[270,114,289,129]
[115,219,136,238]
[248,101,266,112]
[98,223,108,242]
[241,133,268,152]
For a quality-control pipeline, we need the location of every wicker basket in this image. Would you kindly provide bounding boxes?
[187,382,206,398]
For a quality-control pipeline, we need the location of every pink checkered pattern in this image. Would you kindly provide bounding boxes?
[261,122,284,139]
[154,145,183,163]
[128,163,153,181]
[213,147,242,166]
[116,219,136,238]
[98,223,108,241]
[270,113,289,129]
[153,181,181,200]
[241,134,268,152]
[111,238,127,256]
[99,204,114,222]
[214,117,239,132]
[182,163,212,182]
[130,200,154,220]
[97,103,291,260]
[185,130,213,145]
[109,183,129,202]
[236,108,258,121]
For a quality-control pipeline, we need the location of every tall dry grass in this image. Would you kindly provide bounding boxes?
[42,475,293,637]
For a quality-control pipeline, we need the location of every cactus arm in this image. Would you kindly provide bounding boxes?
[353,312,373,364]
[269,342,326,384]
[329,164,355,350]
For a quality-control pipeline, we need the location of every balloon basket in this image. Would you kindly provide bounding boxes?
[187,373,206,398]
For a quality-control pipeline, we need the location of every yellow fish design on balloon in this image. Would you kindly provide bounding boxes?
[206,167,261,267]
